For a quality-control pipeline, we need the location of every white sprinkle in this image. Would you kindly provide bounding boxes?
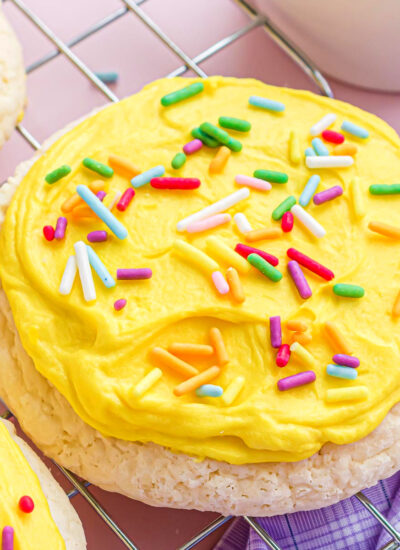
[107,191,122,211]
[234,213,252,234]
[211,271,230,295]
[291,204,326,238]
[177,188,250,232]
[306,155,354,168]
[74,241,96,301]
[309,113,336,136]
[59,256,77,295]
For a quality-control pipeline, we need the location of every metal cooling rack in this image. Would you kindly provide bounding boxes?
[1,0,399,548]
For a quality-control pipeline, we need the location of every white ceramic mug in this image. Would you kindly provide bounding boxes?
[254,0,400,91]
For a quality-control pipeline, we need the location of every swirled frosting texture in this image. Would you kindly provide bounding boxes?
[0,422,65,549]
[1,77,400,464]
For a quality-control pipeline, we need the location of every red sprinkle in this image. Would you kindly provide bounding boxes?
[287,248,334,281]
[117,188,135,212]
[276,344,290,367]
[281,211,294,233]
[150,177,201,190]
[19,496,34,513]
[322,130,345,144]
[235,243,279,267]
[43,225,55,241]
[114,299,127,311]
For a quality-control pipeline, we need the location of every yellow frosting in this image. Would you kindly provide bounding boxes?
[0,421,65,549]
[1,77,400,464]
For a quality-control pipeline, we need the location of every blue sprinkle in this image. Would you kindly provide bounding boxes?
[312,137,330,156]
[77,185,128,240]
[195,384,224,397]
[248,95,285,112]
[327,364,358,380]
[95,71,119,84]
[86,245,116,288]
[131,165,165,189]
[341,120,369,139]
[299,175,321,207]
[305,147,316,157]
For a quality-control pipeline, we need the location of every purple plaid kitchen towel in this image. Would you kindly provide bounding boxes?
[215,471,400,550]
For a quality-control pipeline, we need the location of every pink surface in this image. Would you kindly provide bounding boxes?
[1,1,400,549]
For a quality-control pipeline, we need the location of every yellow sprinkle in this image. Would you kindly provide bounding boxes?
[205,236,250,274]
[289,131,301,164]
[173,240,219,274]
[289,341,316,368]
[349,177,365,219]
[16,110,24,123]
[325,386,368,403]
[221,376,245,405]
[132,368,162,397]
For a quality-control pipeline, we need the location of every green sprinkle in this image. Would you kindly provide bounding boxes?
[200,122,242,152]
[247,253,282,282]
[253,169,288,184]
[191,127,219,147]
[171,152,187,169]
[161,82,204,107]
[272,196,296,221]
[82,158,114,178]
[219,116,251,132]
[45,165,71,184]
[333,284,365,298]
[369,184,400,195]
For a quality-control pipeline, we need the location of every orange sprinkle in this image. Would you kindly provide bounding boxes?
[168,343,214,357]
[325,322,353,355]
[226,267,245,303]
[210,327,229,366]
[393,290,400,318]
[209,146,231,174]
[286,320,308,332]
[368,221,400,240]
[108,154,141,179]
[61,180,105,213]
[149,347,199,378]
[245,227,282,243]
[332,143,358,156]
[173,366,220,396]
[70,205,97,219]
[291,331,312,346]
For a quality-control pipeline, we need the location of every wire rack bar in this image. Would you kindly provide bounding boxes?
[10,0,119,103]
[122,0,207,79]
[2,0,398,548]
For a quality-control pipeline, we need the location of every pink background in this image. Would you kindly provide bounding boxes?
[1,0,400,548]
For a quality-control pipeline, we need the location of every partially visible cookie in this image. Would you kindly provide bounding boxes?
[1,418,86,549]
[0,4,26,149]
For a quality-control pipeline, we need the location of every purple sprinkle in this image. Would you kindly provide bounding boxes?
[87,230,108,243]
[117,268,152,280]
[333,353,360,368]
[278,371,316,391]
[287,260,312,299]
[183,139,203,155]
[114,299,127,311]
[313,185,343,205]
[269,316,281,348]
[2,526,14,550]
[96,190,107,202]
[54,216,67,240]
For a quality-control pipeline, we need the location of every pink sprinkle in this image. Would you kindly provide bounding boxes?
[183,139,203,155]
[269,316,282,348]
[2,526,14,550]
[54,216,67,240]
[186,213,231,233]
[117,268,152,280]
[87,230,108,243]
[235,174,272,191]
[211,271,230,295]
[96,190,107,201]
[313,185,343,205]
[287,260,312,299]
[43,225,55,241]
[114,299,127,311]
[277,371,316,391]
